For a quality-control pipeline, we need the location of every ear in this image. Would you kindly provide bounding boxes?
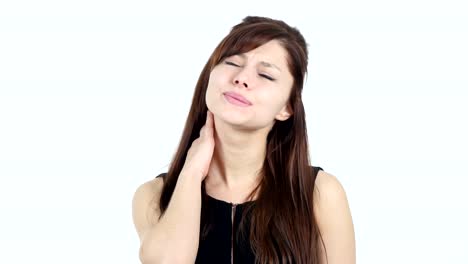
[275,103,293,121]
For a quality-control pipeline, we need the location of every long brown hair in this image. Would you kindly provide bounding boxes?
[158,16,326,264]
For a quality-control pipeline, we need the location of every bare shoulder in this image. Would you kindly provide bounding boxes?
[132,176,165,241]
[313,170,347,203]
[313,170,356,264]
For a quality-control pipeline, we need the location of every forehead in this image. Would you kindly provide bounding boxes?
[232,40,289,66]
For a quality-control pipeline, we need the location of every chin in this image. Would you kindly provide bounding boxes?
[218,110,248,124]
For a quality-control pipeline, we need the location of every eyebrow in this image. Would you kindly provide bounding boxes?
[235,54,282,72]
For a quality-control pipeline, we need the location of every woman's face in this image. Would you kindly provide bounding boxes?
[205,39,294,130]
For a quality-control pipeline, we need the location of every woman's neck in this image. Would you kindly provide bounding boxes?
[205,117,272,192]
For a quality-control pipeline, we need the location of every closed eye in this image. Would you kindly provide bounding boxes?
[224,61,239,67]
[225,60,275,81]
[259,74,275,81]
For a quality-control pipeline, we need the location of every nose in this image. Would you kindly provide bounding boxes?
[233,69,249,88]
[234,79,248,88]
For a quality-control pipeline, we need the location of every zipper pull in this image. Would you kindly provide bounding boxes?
[231,203,237,264]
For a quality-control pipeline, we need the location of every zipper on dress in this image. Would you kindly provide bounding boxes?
[231,203,237,264]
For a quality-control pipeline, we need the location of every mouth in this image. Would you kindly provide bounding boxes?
[223,92,252,107]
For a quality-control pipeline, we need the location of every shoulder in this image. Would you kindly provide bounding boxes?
[313,169,346,202]
[133,174,165,207]
[131,174,165,240]
[313,169,350,220]
[313,169,356,263]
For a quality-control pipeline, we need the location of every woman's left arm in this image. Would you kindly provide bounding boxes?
[314,170,356,264]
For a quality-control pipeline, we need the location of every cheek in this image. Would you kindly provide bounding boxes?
[205,74,224,108]
[257,90,289,114]
[206,71,219,93]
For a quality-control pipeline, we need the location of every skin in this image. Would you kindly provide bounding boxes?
[204,39,294,202]
[132,39,356,264]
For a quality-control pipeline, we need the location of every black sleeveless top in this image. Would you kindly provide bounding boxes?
[156,166,323,264]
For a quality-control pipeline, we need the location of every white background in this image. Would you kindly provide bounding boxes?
[0,0,467,263]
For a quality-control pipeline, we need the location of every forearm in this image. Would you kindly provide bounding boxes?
[140,172,202,264]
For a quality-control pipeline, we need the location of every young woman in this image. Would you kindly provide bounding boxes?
[132,16,355,264]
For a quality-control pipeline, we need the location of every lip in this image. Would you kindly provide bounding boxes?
[223,91,252,106]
